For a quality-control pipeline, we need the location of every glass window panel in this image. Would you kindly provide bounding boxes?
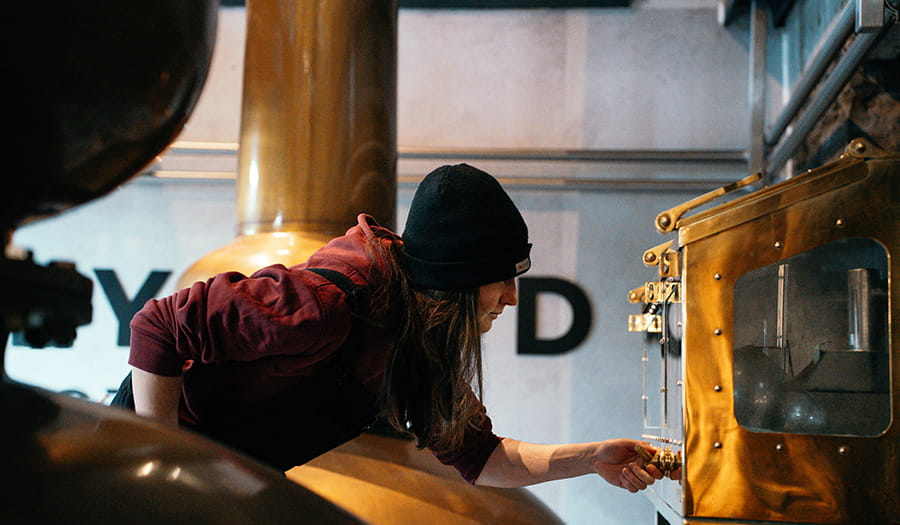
[733,238,890,436]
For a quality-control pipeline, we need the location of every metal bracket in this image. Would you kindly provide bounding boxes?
[629,313,662,333]
[647,281,681,304]
[842,138,892,160]
[628,281,682,308]
[856,0,885,33]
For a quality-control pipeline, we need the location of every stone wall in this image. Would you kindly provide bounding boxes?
[797,44,900,169]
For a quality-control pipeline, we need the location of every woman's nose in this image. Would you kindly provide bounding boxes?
[502,278,518,306]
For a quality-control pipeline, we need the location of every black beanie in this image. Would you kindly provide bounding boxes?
[401,164,532,290]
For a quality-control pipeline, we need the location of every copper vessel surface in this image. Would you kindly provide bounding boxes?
[288,433,564,525]
[0,381,363,524]
[630,139,899,524]
[179,0,397,287]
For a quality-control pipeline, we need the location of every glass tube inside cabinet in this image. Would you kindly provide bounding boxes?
[732,237,890,437]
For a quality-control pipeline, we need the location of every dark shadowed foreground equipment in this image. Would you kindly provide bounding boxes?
[2,2,362,523]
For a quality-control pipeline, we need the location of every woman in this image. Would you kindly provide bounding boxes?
[126,163,670,491]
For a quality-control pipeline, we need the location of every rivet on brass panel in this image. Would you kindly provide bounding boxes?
[774,241,783,249]
[713,441,723,449]
[836,218,845,227]
[713,384,722,392]
[714,328,722,335]
[775,443,784,452]
[839,446,849,455]
[713,272,722,280]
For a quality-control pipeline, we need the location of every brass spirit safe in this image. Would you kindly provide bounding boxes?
[629,139,899,525]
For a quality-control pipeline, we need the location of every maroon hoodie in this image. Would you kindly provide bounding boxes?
[129,214,500,482]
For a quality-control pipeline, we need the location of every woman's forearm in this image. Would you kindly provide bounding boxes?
[474,438,595,487]
[474,437,663,492]
[130,367,183,427]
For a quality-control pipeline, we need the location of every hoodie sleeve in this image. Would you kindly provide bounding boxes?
[128,264,352,377]
[431,403,504,484]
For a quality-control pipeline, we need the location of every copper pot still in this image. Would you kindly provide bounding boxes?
[179,0,399,286]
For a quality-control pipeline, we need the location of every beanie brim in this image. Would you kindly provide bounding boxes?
[402,244,532,290]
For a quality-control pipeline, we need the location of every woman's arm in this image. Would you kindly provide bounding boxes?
[474,437,667,492]
[130,367,183,427]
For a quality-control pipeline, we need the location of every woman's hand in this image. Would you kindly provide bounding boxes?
[591,439,673,493]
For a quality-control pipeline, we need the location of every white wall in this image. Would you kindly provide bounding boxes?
[7,4,752,525]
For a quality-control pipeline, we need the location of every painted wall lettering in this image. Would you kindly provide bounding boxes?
[517,276,593,355]
[14,270,594,356]
[95,269,171,346]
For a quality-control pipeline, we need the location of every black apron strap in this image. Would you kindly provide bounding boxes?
[305,267,360,303]
[196,268,376,470]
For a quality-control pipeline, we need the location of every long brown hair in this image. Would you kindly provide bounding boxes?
[367,227,487,453]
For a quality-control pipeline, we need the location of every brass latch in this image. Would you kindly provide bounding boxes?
[646,280,680,304]
[627,280,681,305]
[635,443,682,479]
[655,171,763,233]
[627,280,679,333]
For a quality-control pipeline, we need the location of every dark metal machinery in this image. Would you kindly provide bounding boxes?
[2,2,363,523]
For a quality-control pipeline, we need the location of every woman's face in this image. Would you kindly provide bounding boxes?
[477,278,518,333]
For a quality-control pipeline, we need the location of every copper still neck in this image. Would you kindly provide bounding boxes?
[179,0,397,287]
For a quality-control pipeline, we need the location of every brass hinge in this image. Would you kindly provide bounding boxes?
[641,240,681,279]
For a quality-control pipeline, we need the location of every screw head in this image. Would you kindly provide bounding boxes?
[714,328,723,336]
[713,273,722,280]
[774,241,783,249]
[836,218,845,227]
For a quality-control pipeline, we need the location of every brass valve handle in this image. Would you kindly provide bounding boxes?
[655,171,763,233]
[635,443,682,478]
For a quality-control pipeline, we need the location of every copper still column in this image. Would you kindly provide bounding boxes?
[179,0,397,286]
